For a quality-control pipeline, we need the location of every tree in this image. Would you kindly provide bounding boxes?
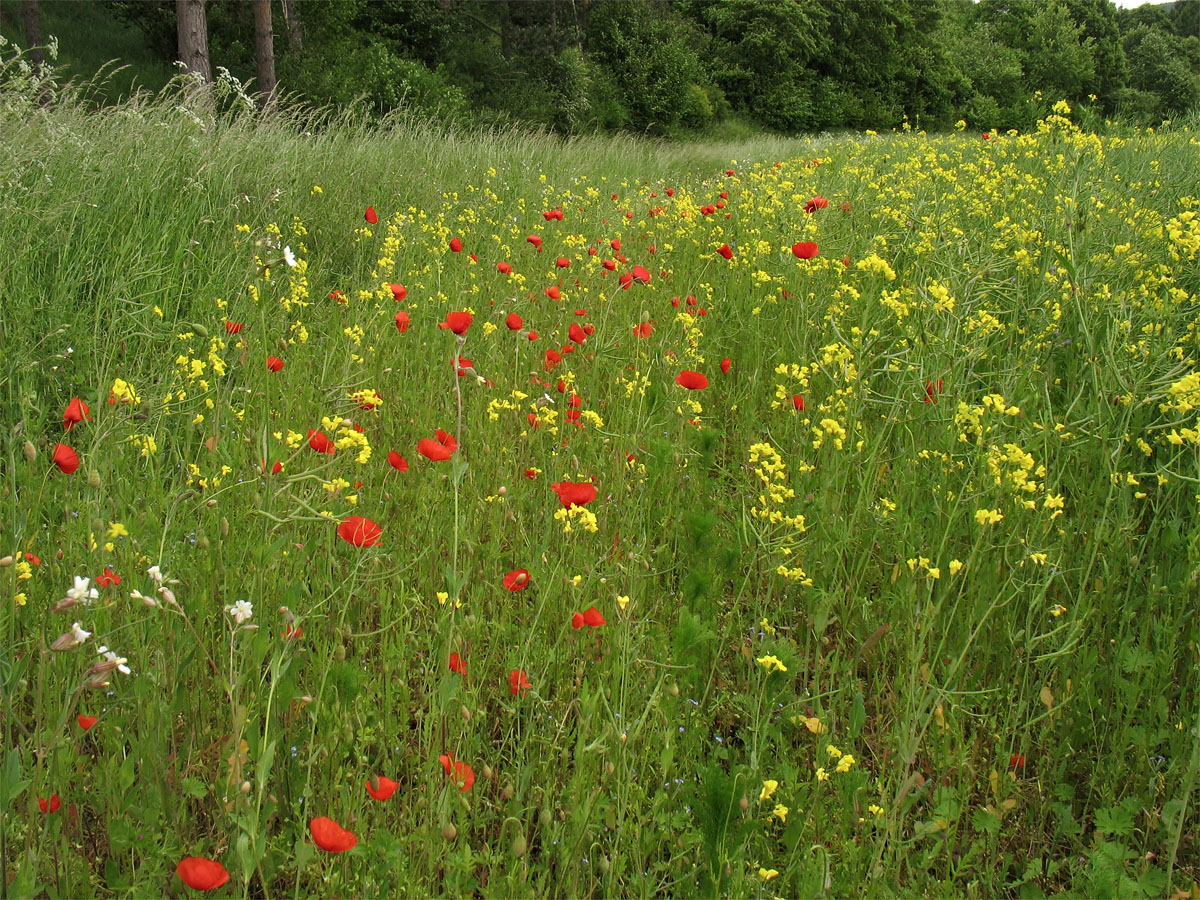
[22,0,44,69]
[253,0,277,105]
[1026,1,1096,101]
[176,0,211,83]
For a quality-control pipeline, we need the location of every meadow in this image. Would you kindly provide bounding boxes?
[2,60,1200,899]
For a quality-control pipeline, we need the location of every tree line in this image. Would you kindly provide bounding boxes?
[14,0,1200,132]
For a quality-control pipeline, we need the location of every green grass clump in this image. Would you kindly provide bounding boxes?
[2,58,1199,899]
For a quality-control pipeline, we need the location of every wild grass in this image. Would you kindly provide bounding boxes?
[2,56,1199,899]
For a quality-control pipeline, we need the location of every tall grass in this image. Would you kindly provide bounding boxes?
[2,55,1199,899]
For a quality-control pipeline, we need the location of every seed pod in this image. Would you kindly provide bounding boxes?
[597,856,611,875]
[482,765,494,781]
[0,556,12,568]
[220,517,229,537]
[500,783,515,802]
[198,536,210,549]
[333,645,346,662]
[206,498,217,508]
[738,795,750,812]
[460,705,471,722]
[22,441,36,462]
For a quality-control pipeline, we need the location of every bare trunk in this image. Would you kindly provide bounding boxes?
[176,0,211,84]
[23,0,45,68]
[281,0,303,51]
[253,0,277,108]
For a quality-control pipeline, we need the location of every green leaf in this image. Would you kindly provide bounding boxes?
[1094,805,1135,838]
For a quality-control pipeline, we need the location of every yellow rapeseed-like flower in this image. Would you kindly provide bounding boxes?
[107,522,129,539]
[760,779,779,801]
[756,654,788,674]
[758,868,780,881]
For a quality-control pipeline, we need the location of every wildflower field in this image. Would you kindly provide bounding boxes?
[2,79,1200,898]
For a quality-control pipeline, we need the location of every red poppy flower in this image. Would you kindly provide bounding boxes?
[720,358,731,374]
[568,323,586,345]
[555,257,571,269]
[804,196,829,214]
[503,569,530,592]
[77,714,98,730]
[389,283,407,302]
[418,438,452,461]
[307,430,335,454]
[62,397,91,430]
[436,429,458,452]
[982,132,991,140]
[542,208,564,221]
[551,480,597,508]
[506,313,523,330]
[633,323,653,338]
[509,669,532,696]
[438,754,476,792]
[337,515,382,548]
[524,468,538,480]
[497,261,513,274]
[601,259,617,271]
[923,379,944,403]
[582,606,606,626]
[792,241,819,259]
[631,265,651,284]
[224,321,244,335]
[528,331,538,341]
[544,348,562,371]
[395,311,410,333]
[266,356,284,372]
[284,624,303,639]
[527,235,543,249]
[439,312,473,335]
[545,286,561,301]
[177,856,230,891]
[449,652,467,675]
[365,775,399,802]
[1008,753,1026,768]
[717,243,733,260]
[38,795,60,814]
[310,816,357,852]
[792,394,805,411]
[386,451,409,472]
[97,567,121,588]
[365,206,378,225]
[52,443,80,474]
[675,370,708,390]
[449,237,463,253]
[330,289,346,303]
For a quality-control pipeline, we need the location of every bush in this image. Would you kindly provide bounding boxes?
[679,83,713,129]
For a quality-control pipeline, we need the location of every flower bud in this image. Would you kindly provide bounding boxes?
[460,705,471,722]
[440,823,457,841]
[52,597,80,613]
[82,677,111,690]
[240,781,251,793]
[738,795,750,812]
[501,783,515,802]
[87,471,102,489]
[0,555,12,567]
[22,441,36,461]
[50,632,81,652]
[481,765,494,780]
[87,660,120,676]
[189,323,209,338]
[511,835,527,857]
[206,499,217,508]
[539,808,552,828]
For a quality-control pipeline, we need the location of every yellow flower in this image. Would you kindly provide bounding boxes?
[436,592,449,605]
[759,779,779,801]
[868,804,884,817]
[836,754,855,774]
[771,803,788,823]
[758,868,780,881]
[948,559,963,576]
[616,594,631,611]
[799,716,826,734]
[815,767,829,782]
[826,744,842,759]
[974,508,1004,525]
[756,654,788,673]
[107,522,129,539]
[15,592,27,606]
[1050,604,1067,617]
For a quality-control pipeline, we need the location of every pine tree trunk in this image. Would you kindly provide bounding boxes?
[176,0,211,84]
[253,0,277,108]
[23,0,45,68]
[281,0,303,51]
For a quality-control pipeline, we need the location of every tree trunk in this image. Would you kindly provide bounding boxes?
[176,0,211,84]
[253,0,277,108]
[281,0,303,51]
[23,0,45,69]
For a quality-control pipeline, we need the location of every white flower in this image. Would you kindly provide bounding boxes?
[71,622,92,644]
[228,600,253,624]
[96,645,131,675]
[146,565,163,584]
[66,576,99,605]
[283,246,297,267]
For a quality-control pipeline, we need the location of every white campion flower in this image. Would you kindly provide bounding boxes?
[96,645,131,675]
[71,622,92,644]
[283,246,297,267]
[65,576,99,605]
[146,565,164,584]
[228,600,253,625]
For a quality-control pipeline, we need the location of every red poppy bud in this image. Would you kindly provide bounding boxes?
[449,652,467,675]
[449,237,463,253]
[365,206,378,225]
[717,243,733,260]
[497,261,513,274]
[387,451,408,472]
[720,358,731,374]
[77,714,98,730]
[792,394,805,411]
[389,283,407,302]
